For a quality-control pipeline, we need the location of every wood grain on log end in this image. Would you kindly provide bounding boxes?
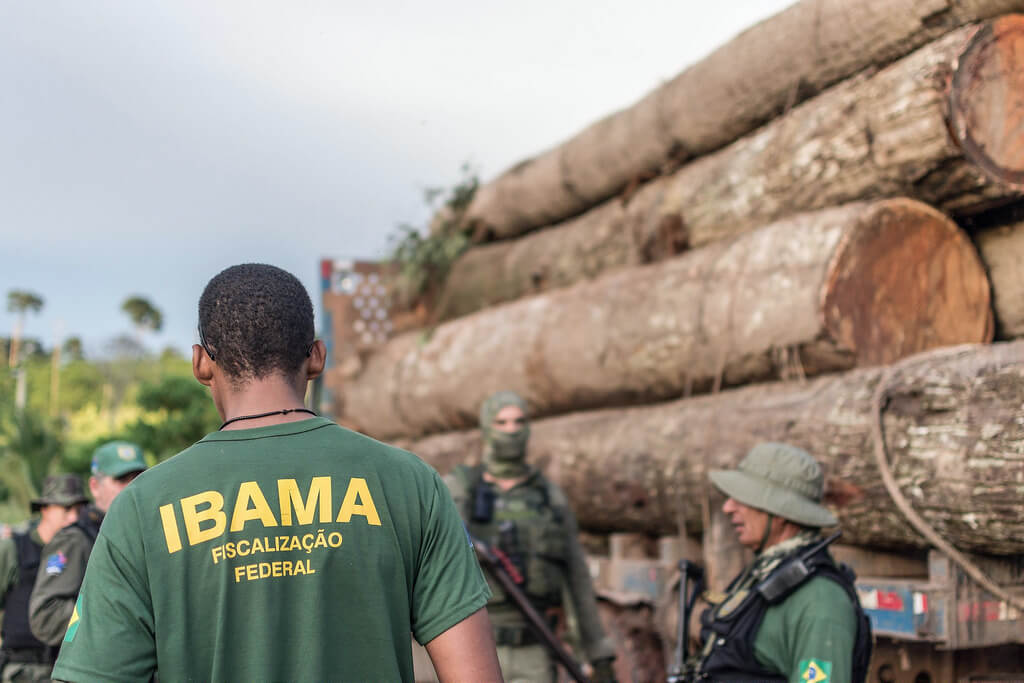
[951,14,1024,191]
[821,199,993,365]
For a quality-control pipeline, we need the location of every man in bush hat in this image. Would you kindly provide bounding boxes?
[0,474,87,681]
[447,390,618,683]
[691,442,871,683]
[28,441,147,647]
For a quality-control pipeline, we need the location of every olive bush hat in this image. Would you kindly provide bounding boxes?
[31,474,89,511]
[709,442,838,527]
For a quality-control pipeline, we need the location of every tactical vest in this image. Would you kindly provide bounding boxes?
[1,531,56,657]
[695,542,872,683]
[455,464,568,608]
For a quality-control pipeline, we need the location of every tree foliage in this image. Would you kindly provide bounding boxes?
[6,290,44,316]
[387,163,478,309]
[121,296,163,334]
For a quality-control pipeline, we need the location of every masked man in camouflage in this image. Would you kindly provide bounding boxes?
[691,442,871,683]
[446,391,618,683]
[0,475,87,682]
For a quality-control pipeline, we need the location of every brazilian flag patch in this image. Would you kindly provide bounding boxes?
[64,594,83,643]
[799,659,832,682]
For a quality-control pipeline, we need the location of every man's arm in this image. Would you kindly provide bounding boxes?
[0,537,19,609]
[425,607,503,683]
[757,577,857,683]
[559,494,618,664]
[28,528,89,645]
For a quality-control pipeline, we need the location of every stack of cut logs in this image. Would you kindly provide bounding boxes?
[332,2,1024,565]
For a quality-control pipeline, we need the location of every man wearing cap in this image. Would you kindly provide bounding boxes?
[28,441,147,647]
[446,391,618,683]
[0,475,87,682]
[691,442,871,683]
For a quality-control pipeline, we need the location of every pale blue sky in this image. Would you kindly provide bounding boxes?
[1,0,793,357]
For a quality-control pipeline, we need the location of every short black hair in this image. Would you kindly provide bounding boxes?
[198,263,314,383]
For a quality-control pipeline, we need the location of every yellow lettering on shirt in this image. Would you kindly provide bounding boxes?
[233,559,316,583]
[181,491,226,545]
[164,476,383,552]
[336,477,381,526]
[159,503,183,554]
[278,477,332,525]
[229,481,279,532]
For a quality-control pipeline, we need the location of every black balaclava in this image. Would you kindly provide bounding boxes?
[479,391,530,479]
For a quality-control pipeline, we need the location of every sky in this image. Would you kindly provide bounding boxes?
[1,0,795,358]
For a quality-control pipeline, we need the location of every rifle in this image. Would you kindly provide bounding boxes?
[666,560,704,683]
[471,536,592,683]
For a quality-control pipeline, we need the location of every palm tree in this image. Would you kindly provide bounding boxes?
[6,290,44,367]
[120,296,163,344]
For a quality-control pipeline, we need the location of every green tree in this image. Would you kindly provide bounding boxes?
[120,375,220,461]
[6,290,44,367]
[63,336,84,361]
[121,296,163,342]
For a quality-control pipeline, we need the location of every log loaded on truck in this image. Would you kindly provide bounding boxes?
[317,5,1024,682]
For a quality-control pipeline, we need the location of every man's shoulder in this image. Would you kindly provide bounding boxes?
[527,469,569,508]
[781,574,856,618]
[45,521,91,550]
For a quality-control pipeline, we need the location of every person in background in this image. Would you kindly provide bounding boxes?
[28,442,147,647]
[691,442,871,683]
[447,390,618,683]
[0,474,87,682]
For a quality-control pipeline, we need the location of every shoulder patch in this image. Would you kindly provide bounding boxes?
[45,552,67,575]
[64,594,82,643]
[799,659,832,682]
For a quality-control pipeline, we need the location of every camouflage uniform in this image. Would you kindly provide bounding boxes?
[445,391,617,683]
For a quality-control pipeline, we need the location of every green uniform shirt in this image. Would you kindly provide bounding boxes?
[52,418,491,682]
[753,575,857,683]
[29,512,99,646]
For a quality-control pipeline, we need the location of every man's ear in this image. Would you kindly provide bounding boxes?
[305,340,327,380]
[192,344,213,386]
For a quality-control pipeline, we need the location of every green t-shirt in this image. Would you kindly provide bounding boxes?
[753,575,857,683]
[52,417,491,682]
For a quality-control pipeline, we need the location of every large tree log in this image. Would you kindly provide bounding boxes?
[460,1,1024,243]
[340,199,992,439]
[976,218,1024,338]
[403,342,1024,555]
[434,18,1024,322]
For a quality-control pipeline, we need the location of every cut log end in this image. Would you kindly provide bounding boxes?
[951,14,1024,190]
[822,199,992,365]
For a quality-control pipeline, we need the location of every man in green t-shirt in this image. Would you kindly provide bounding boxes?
[691,442,870,683]
[51,263,502,683]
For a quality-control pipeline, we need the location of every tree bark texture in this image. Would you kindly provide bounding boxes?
[434,18,1024,322]
[402,341,1024,555]
[459,1,1024,243]
[976,220,1024,338]
[338,199,992,440]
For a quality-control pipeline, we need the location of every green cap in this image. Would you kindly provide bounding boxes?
[31,474,89,511]
[91,441,148,479]
[709,442,837,528]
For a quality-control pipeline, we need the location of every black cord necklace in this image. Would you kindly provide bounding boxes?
[219,408,317,431]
